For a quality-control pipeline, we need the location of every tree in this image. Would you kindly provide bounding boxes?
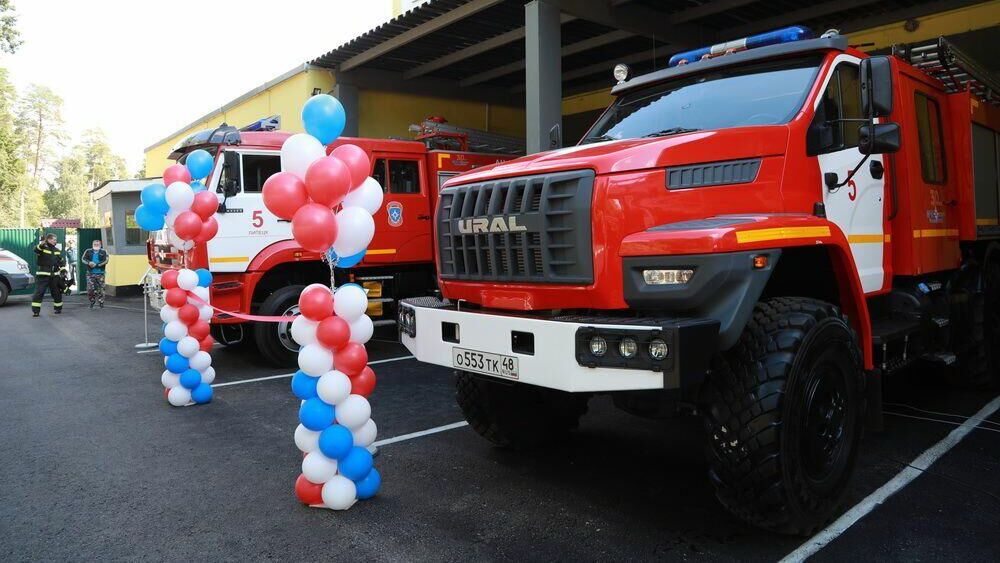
[0,67,24,227]
[15,84,65,226]
[46,129,127,227]
[0,0,21,55]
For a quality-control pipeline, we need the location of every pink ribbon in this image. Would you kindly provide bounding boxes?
[187,293,298,323]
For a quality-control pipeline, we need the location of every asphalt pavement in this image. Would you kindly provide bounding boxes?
[0,294,997,561]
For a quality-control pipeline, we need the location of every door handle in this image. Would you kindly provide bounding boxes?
[417,214,431,221]
[869,160,885,180]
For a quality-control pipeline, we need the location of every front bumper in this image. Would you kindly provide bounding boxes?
[6,272,34,290]
[399,297,717,393]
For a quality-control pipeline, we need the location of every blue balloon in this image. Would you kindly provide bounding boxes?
[301,94,345,145]
[192,382,213,404]
[338,446,374,481]
[140,182,169,214]
[191,180,207,193]
[355,468,381,500]
[134,204,165,231]
[299,398,335,431]
[166,353,189,374]
[336,250,366,269]
[291,370,319,400]
[195,268,213,288]
[186,149,214,180]
[180,368,202,390]
[318,425,354,460]
[159,337,178,356]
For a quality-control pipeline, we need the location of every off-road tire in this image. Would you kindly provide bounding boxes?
[954,253,1000,389]
[254,285,304,368]
[701,297,865,535]
[456,371,590,449]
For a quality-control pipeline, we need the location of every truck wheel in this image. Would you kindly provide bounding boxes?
[455,371,590,449]
[701,297,864,535]
[0,280,8,306]
[253,285,304,368]
[957,255,1000,388]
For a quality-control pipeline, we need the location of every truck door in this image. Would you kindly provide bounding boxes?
[370,155,431,263]
[207,150,288,272]
[814,58,886,293]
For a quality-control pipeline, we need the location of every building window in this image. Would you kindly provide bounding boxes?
[914,92,946,184]
[242,154,281,193]
[124,211,149,246]
[388,160,420,194]
[103,211,114,246]
[817,63,863,150]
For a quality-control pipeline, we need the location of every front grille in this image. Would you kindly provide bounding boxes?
[437,169,594,284]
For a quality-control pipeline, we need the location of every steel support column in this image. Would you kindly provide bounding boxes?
[332,83,360,137]
[525,0,562,154]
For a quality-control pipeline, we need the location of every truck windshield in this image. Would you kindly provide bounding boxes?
[582,56,821,144]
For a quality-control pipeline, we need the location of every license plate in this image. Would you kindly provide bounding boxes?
[452,347,519,380]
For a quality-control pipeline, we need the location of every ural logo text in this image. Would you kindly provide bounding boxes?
[457,216,528,234]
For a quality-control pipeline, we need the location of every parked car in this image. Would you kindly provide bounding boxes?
[0,247,34,306]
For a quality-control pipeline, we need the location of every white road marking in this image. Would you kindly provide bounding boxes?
[780,394,1000,563]
[210,355,415,388]
[372,421,469,447]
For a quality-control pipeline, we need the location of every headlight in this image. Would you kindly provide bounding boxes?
[589,336,607,357]
[17,262,28,271]
[619,337,638,358]
[613,63,631,83]
[648,339,668,360]
[642,269,694,285]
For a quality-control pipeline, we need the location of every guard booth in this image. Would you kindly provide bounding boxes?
[89,179,157,295]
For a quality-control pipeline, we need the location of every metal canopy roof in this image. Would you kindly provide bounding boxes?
[309,0,988,97]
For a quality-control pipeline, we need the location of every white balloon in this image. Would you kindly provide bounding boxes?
[321,475,357,510]
[316,370,352,406]
[177,269,199,291]
[189,286,210,305]
[159,305,178,324]
[294,424,321,453]
[161,370,180,389]
[332,206,375,257]
[298,344,333,376]
[198,305,213,321]
[176,336,199,358]
[333,284,368,322]
[280,133,326,180]
[167,386,192,407]
[165,210,180,227]
[342,177,384,215]
[168,230,193,250]
[291,316,318,347]
[164,320,188,341]
[352,419,377,448]
[302,451,339,484]
[200,366,216,384]
[349,315,373,344]
[336,394,371,429]
[189,350,212,371]
[165,181,194,211]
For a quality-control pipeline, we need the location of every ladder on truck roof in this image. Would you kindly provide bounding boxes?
[409,118,526,155]
[893,36,999,105]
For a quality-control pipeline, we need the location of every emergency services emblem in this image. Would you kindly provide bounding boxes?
[387,202,403,227]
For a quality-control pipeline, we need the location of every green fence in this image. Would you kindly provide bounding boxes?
[0,228,66,295]
[75,228,102,292]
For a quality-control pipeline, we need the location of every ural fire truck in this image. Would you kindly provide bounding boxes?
[149,119,515,366]
[399,28,1000,534]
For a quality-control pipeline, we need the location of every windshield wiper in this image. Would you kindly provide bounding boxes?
[643,127,701,138]
[581,134,618,144]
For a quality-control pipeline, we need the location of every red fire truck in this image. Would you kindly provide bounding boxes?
[149,121,514,366]
[399,28,1000,534]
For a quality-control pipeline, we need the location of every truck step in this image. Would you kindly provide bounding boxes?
[372,320,397,327]
[930,316,950,328]
[871,316,920,346]
[922,352,956,366]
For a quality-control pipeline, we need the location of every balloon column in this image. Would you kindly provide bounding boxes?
[262,94,384,509]
[158,268,216,406]
[135,148,219,250]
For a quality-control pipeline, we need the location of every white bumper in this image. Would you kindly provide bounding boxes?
[400,301,687,393]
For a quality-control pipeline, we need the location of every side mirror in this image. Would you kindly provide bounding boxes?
[221,151,241,198]
[548,123,562,150]
[858,123,900,154]
[860,56,893,118]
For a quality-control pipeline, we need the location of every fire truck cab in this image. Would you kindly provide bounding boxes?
[149,122,513,366]
[399,28,1000,534]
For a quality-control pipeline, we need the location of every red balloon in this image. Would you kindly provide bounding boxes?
[299,287,333,321]
[178,304,199,326]
[291,203,338,253]
[350,365,376,397]
[194,216,219,244]
[316,316,350,351]
[165,287,187,308]
[191,191,219,221]
[173,211,203,241]
[331,144,371,190]
[161,269,179,289]
[188,320,210,340]
[304,156,351,207]
[334,342,368,376]
[262,171,309,220]
[163,164,192,186]
[294,474,324,505]
[199,335,215,352]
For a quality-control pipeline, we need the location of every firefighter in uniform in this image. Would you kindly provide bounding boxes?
[31,233,66,317]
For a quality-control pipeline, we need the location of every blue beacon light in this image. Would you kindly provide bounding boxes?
[668,26,814,68]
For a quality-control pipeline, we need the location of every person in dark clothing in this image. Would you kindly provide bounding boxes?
[81,239,109,308]
[31,233,66,317]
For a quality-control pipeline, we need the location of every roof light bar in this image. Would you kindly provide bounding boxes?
[668,26,814,68]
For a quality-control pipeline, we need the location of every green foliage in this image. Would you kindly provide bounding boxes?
[0,0,21,55]
[47,129,126,227]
